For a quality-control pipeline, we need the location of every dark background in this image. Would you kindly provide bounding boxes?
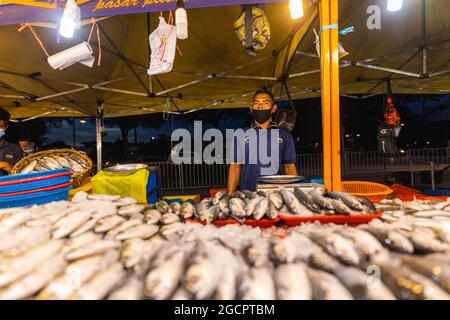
[5,94,450,165]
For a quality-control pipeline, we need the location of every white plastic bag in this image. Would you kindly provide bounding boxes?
[147,17,177,76]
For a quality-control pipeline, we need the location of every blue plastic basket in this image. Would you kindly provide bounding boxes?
[424,189,450,196]
[0,168,70,183]
[0,185,72,208]
[0,175,71,193]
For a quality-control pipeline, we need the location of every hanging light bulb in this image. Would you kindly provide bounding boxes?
[176,0,188,39]
[59,0,81,38]
[387,0,403,12]
[289,0,304,19]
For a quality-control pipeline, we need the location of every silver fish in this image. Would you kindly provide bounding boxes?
[180,202,195,219]
[183,243,222,299]
[218,196,230,215]
[0,225,51,257]
[360,226,414,254]
[328,199,352,215]
[194,203,215,224]
[115,224,159,240]
[269,238,297,265]
[118,204,145,217]
[65,240,121,261]
[71,262,126,300]
[267,201,279,219]
[334,267,396,300]
[245,196,264,217]
[326,192,365,211]
[120,238,148,268]
[38,250,119,300]
[52,210,92,239]
[309,232,360,266]
[0,253,67,300]
[229,197,247,218]
[232,191,246,199]
[414,210,450,218]
[105,219,143,240]
[306,268,353,300]
[294,188,322,212]
[279,188,312,216]
[169,202,182,216]
[160,222,184,238]
[394,254,450,293]
[309,190,334,210]
[213,254,238,300]
[161,213,179,225]
[71,191,89,203]
[107,276,144,300]
[144,209,162,224]
[374,259,450,300]
[336,227,384,257]
[239,267,276,300]
[20,160,37,174]
[43,157,63,169]
[253,197,269,220]
[64,232,103,253]
[155,200,170,213]
[70,218,98,238]
[145,251,185,300]
[402,229,449,254]
[87,194,121,201]
[53,155,72,169]
[308,250,343,274]
[274,263,312,300]
[171,287,192,300]
[94,215,126,233]
[268,191,283,210]
[242,240,270,267]
[212,191,227,206]
[0,210,33,235]
[114,197,138,207]
[0,240,64,287]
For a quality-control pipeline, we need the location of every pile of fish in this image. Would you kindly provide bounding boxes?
[376,198,450,246]
[19,153,89,174]
[186,188,377,223]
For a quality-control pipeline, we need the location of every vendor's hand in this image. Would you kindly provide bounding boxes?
[0,162,13,173]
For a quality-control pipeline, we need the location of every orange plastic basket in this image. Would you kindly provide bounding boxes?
[341,181,393,197]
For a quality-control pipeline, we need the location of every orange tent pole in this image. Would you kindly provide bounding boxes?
[329,0,342,191]
[319,0,332,191]
[320,0,341,191]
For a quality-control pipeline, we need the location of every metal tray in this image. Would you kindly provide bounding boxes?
[256,175,305,184]
[103,163,148,174]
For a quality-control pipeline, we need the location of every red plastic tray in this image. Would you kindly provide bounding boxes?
[0,181,72,197]
[0,171,71,187]
[184,217,280,228]
[279,212,382,226]
[244,217,280,228]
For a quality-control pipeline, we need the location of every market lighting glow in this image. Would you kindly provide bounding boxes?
[401,123,405,126]
[79,119,86,124]
[289,0,304,19]
[59,0,80,39]
[387,0,403,12]
[356,134,361,137]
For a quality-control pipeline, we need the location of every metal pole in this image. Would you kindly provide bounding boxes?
[421,0,427,75]
[72,118,76,148]
[96,100,104,173]
[430,161,435,190]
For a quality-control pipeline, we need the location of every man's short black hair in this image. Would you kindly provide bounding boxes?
[0,108,10,122]
[18,136,33,143]
[253,89,274,102]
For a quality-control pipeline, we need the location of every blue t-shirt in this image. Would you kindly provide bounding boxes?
[231,124,296,191]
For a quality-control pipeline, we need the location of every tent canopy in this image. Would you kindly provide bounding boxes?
[1,0,450,119]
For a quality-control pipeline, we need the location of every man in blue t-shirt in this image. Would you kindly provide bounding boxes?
[227,89,298,193]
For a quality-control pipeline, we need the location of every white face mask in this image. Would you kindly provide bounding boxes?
[0,129,5,138]
[23,148,34,154]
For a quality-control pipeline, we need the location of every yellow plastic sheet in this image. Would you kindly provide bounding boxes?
[91,169,149,204]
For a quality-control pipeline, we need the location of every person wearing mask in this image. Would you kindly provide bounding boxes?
[18,136,39,157]
[0,108,22,176]
[227,89,298,193]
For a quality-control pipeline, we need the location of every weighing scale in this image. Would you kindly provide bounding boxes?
[256,175,324,193]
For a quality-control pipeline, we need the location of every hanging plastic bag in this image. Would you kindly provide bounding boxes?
[148,17,177,76]
[233,7,271,52]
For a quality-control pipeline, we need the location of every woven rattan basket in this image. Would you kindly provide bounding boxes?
[12,148,93,188]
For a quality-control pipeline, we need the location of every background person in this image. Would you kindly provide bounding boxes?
[18,136,39,157]
[0,108,22,176]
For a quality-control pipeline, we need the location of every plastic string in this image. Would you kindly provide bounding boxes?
[18,24,50,57]
[87,18,102,66]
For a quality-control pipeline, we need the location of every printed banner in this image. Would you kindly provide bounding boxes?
[0,0,286,26]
